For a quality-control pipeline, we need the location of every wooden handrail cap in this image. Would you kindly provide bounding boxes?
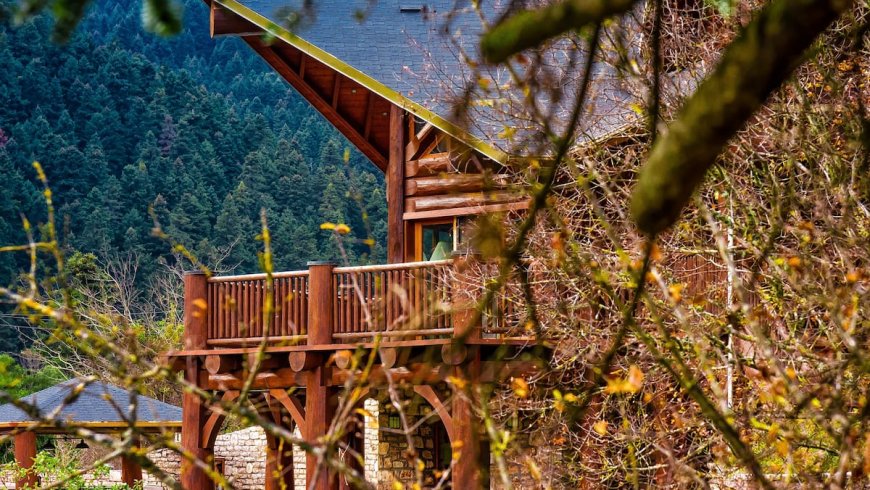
[306,260,338,266]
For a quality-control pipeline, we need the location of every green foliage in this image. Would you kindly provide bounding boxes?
[0,354,63,399]
[0,0,387,301]
[5,449,136,490]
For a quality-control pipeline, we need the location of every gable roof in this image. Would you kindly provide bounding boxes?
[213,0,640,161]
[0,379,182,430]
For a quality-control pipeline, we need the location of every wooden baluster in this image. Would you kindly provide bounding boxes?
[232,281,238,339]
[296,277,302,336]
[305,275,310,335]
[385,270,393,332]
[255,280,263,338]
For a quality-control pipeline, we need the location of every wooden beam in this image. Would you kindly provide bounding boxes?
[331,75,341,109]
[244,39,388,170]
[269,389,306,429]
[387,105,405,263]
[363,92,376,140]
[405,122,437,160]
[405,152,455,178]
[405,174,509,197]
[210,2,262,37]
[405,191,524,213]
[413,386,454,442]
[403,200,531,221]
[201,391,240,448]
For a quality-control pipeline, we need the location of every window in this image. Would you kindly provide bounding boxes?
[418,221,454,261]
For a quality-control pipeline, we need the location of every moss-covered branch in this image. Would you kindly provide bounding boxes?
[630,0,854,235]
[480,0,637,63]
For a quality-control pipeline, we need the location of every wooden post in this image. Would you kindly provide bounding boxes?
[305,261,337,489]
[120,437,143,487]
[451,356,489,489]
[181,271,214,490]
[14,431,38,490]
[181,357,214,490]
[339,411,365,490]
[305,368,336,490]
[184,272,209,350]
[264,436,295,490]
[307,261,335,346]
[387,105,405,263]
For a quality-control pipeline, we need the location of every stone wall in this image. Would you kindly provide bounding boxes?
[376,394,442,490]
[143,427,307,489]
[143,401,381,490]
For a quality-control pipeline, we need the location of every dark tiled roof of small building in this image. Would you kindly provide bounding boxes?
[0,379,181,425]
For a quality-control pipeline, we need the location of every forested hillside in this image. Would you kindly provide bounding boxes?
[0,0,387,288]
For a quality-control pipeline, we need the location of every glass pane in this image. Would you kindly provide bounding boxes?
[421,223,453,261]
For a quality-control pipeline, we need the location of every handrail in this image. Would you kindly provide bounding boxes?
[208,270,309,283]
[333,259,451,273]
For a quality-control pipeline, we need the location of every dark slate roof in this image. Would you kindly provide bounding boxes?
[224,0,642,155]
[0,379,182,425]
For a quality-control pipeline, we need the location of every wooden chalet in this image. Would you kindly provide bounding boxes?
[168,1,635,489]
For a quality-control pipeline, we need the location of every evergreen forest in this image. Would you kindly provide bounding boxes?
[0,0,388,353]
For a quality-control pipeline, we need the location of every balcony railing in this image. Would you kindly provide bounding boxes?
[184,258,524,349]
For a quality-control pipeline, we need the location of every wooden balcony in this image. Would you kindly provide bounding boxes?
[180,257,529,355]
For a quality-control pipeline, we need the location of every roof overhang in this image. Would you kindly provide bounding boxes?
[0,421,183,434]
[210,0,508,166]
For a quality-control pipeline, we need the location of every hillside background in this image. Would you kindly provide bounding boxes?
[0,0,388,353]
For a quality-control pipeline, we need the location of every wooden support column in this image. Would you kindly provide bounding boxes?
[451,354,490,489]
[264,436,295,490]
[181,358,214,490]
[305,367,336,490]
[387,105,405,263]
[183,272,209,350]
[305,261,337,489]
[14,431,38,490]
[181,271,214,490]
[339,411,365,490]
[120,437,143,487]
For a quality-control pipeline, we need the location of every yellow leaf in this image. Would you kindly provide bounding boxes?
[320,222,336,230]
[593,420,608,435]
[447,376,467,390]
[668,283,685,303]
[775,439,790,457]
[605,365,645,395]
[511,377,529,398]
